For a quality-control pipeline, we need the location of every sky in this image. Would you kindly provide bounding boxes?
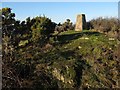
[2,2,118,23]
[1,0,119,2]
[118,1,120,19]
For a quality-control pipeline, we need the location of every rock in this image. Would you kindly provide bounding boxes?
[84,37,89,40]
[109,38,115,40]
[78,46,82,49]
[80,37,89,40]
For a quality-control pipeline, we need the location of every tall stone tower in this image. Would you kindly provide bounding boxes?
[75,14,86,31]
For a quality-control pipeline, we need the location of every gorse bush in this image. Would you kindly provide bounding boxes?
[55,19,75,34]
[88,17,120,39]
[1,7,57,88]
[31,16,56,42]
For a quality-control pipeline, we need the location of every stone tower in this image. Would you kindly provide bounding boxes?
[75,14,86,31]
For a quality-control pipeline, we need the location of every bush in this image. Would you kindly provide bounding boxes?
[31,16,56,42]
[88,17,120,40]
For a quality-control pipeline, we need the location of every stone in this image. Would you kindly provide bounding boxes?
[75,14,87,31]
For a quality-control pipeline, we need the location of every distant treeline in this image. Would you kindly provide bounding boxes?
[87,17,120,40]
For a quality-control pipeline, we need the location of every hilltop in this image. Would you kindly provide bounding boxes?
[11,30,119,88]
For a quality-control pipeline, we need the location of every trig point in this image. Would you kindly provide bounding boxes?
[75,14,87,31]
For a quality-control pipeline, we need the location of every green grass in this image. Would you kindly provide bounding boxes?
[50,30,118,87]
[17,30,119,88]
[59,30,82,35]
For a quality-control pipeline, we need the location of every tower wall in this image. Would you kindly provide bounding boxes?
[75,14,86,31]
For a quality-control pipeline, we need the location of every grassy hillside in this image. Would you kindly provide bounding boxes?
[12,30,120,88]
